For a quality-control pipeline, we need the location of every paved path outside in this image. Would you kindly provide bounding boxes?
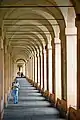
[3,78,66,120]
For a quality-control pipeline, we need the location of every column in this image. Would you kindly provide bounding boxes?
[28,60,30,79]
[30,57,33,80]
[23,63,25,76]
[4,51,9,104]
[8,54,11,90]
[10,55,13,83]
[32,55,34,81]
[54,37,61,100]
[31,57,33,80]
[44,48,47,91]
[48,43,52,93]
[41,51,44,89]
[12,60,14,80]
[14,61,17,79]
[0,33,4,119]
[75,14,80,109]
[60,31,67,100]
[52,41,55,94]
[37,54,38,84]
[46,47,49,91]
[27,60,29,78]
[39,53,41,87]
[25,62,27,77]
[65,26,77,109]
[35,53,37,83]
[33,55,35,82]
[38,53,40,86]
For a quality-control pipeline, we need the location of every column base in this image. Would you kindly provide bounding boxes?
[0,110,4,120]
[0,99,4,120]
[56,98,67,118]
[4,88,11,108]
[4,93,8,108]
[8,87,11,94]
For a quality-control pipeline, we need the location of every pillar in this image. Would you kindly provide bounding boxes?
[25,62,27,77]
[13,61,17,79]
[65,26,77,109]
[44,47,48,91]
[8,54,11,90]
[46,47,49,91]
[44,48,47,91]
[60,31,67,100]
[10,55,13,83]
[32,57,33,80]
[12,59,14,80]
[27,60,29,78]
[23,63,25,76]
[41,51,43,88]
[38,52,40,86]
[0,31,4,119]
[32,55,34,81]
[75,14,80,109]
[28,60,30,79]
[4,52,9,105]
[30,57,33,79]
[35,53,37,83]
[54,37,61,100]
[48,42,52,93]
[33,55,35,82]
[37,54,38,84]
[39,52,41,87]
[52,40,55,94]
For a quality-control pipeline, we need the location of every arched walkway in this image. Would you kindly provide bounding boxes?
[0,0,80,120]
[3,77,65,120]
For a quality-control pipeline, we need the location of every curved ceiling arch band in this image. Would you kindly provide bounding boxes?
[10,38,41,52]
[11,39,41,53]
[6,25,47,46]
[12,47,32,57]
[12,45,34,56]
[9,32,43,49]
[16,58,26,63]
[12,43,38,54]
[5,18,53,44]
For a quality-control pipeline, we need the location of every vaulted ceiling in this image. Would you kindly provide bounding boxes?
[0,0,78,61]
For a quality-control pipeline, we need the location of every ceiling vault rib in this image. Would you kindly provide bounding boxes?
[0,5,74,8]
[6,33,53,34]
[4,24,58,26]
[8,38,47,40]
[4,18,63,20]
[6,31,54,32]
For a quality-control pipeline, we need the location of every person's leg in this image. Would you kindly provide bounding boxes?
[12,90,15,103]
[16,90,18,103]
[14,90,17,104]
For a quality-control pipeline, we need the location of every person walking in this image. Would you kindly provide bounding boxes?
[12,80,20,104]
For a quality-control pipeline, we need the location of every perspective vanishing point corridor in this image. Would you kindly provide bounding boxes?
[0,0,80,120]
[3,78,65,120]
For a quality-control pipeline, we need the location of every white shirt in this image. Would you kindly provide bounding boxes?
[13,82,20,90]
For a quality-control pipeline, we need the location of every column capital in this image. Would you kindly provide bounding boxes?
[39,50,43,56]
[0,37,4,49]
[0,27,2,37]
[65,27,77,35]
[54,37,61,44]
[35,53,38,57]
[47,41,52,49]
[43,47,47,54]
[4,45,8,54]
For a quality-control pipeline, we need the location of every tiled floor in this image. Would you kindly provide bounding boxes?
[3,78,66,120]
